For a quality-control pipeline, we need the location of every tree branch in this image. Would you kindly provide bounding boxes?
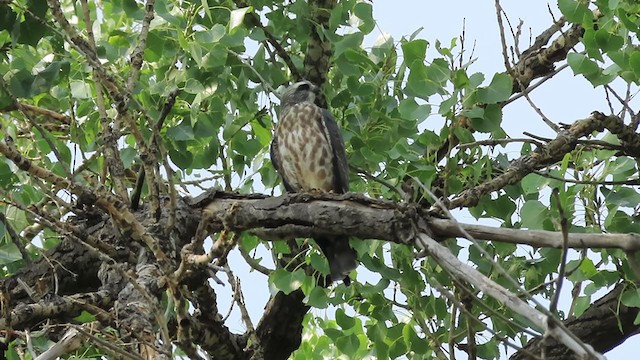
[511,283,639,359]
[198,192,640,251]
[448,112,622,209]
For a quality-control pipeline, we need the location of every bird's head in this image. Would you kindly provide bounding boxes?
[280,80,320,108]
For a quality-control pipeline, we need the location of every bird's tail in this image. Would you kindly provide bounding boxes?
[314,237,357,285]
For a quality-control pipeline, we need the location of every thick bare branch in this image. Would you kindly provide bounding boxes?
[511,284,639,359]
[449,112,619,209]
[199,192,640,251]
[511,21,584,92]
[0,290,114,329]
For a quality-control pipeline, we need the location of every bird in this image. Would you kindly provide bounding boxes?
[270,80,357,284]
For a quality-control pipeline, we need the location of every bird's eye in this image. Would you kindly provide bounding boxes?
[297,83,310,91]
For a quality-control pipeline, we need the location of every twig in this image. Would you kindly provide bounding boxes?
[0,191,119,261]
[429,279,541,360]
[25,329,37,359]
[567,273,583,319]
[461,287,477,360]
[0,138,171,271]
[0,212,31,264]
[448,300,457,360]
[228,49,279,97]
[1,102,71,124]
[419,182,603,359]
[126,0,155,95]
[495,0,514,76]
[522,90,560,132]
[34,327,85,360]
[549,189,569,315]
[233,0,303,81]
[449,112,614,209]
[416,230,604,359]
[457,138,544,149]
[131,89,178,211]
[604,84,636,120]
[503,63,569,106]
[353,166,403,198]
[0,80,74,180]
[239,247,273,275]
[534,170,640,186]
[163,154,178,232]
[73,325,146,360]
[80,0,130,202]
[219,144,232,192]
[225,265,255,332]
[177,174,224,185]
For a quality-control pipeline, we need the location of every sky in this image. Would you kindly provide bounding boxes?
[215,1,636,359]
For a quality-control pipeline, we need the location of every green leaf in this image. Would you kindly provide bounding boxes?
[567,258,597,282]
[600,187,640,207]
[70,81,92,99]
[595,29,624,53]
[477,73,512,104]
[353,2,375,34]
[32,61,67,95]
[229,7,252,31]
[269,268,306,295]
[8,69,34,98]
[468,104,502,133]
[630,51,640,79]
[618,9,640,34]
[121,0,144,19]
[520,200,549,230]
[0,160,15,187]
[335,334,360,356]
[427,58,451,83]
[398,98,431,121]
[567,53,600,76]
[234,138,262,157]
[306,286,329,308]
[169,145,193,170]
[404,323,429,354]
[387,323,408,358]
[405,63,440,99]
[239,234,259,252]
[521,173,550,195]
[16,0,48,46]
[557,0,591,24]
[606,211,640,233]
[484,195,516,220]
[166,121,195,141]
[336,308,356,330]
[184,78,205,94]
[74,310,97,323]
[401,39,428,67]
[573,295,591,317]
[621,288,640,308]
[334,32,364,58]
[0,243,22,265]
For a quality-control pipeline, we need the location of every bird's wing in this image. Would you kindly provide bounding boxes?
[321,109,349,193]
[270,134,295,193]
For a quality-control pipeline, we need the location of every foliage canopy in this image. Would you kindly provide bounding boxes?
[1,0,640,359]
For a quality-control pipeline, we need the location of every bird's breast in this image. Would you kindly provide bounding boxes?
[276,103,335,192]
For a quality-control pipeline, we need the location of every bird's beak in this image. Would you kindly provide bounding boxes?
[310,82,321,95]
